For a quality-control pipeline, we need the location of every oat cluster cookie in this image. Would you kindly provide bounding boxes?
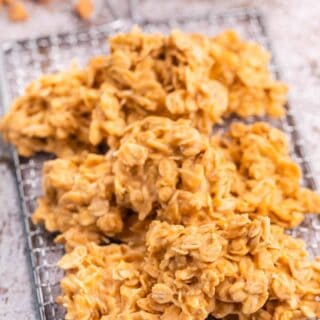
[1,30,320,320]
[32,153,122,250]
[58,216,320,320]
[0,29,287,156]
[215,122,320,228]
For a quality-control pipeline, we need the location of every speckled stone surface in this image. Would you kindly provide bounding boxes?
[0,1,320,319]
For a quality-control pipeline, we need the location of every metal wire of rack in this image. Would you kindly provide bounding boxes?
[0,6,319,320]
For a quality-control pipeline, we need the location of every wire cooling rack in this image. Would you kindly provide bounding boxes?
[0,7,319,320]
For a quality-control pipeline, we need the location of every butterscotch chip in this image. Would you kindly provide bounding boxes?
[74,0,93,20]
[8,0,28,21]
[3,0,14,6]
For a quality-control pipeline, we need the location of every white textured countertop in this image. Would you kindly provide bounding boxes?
[0,1,320,319]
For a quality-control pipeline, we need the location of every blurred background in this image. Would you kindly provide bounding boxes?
[0,1,320,319]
